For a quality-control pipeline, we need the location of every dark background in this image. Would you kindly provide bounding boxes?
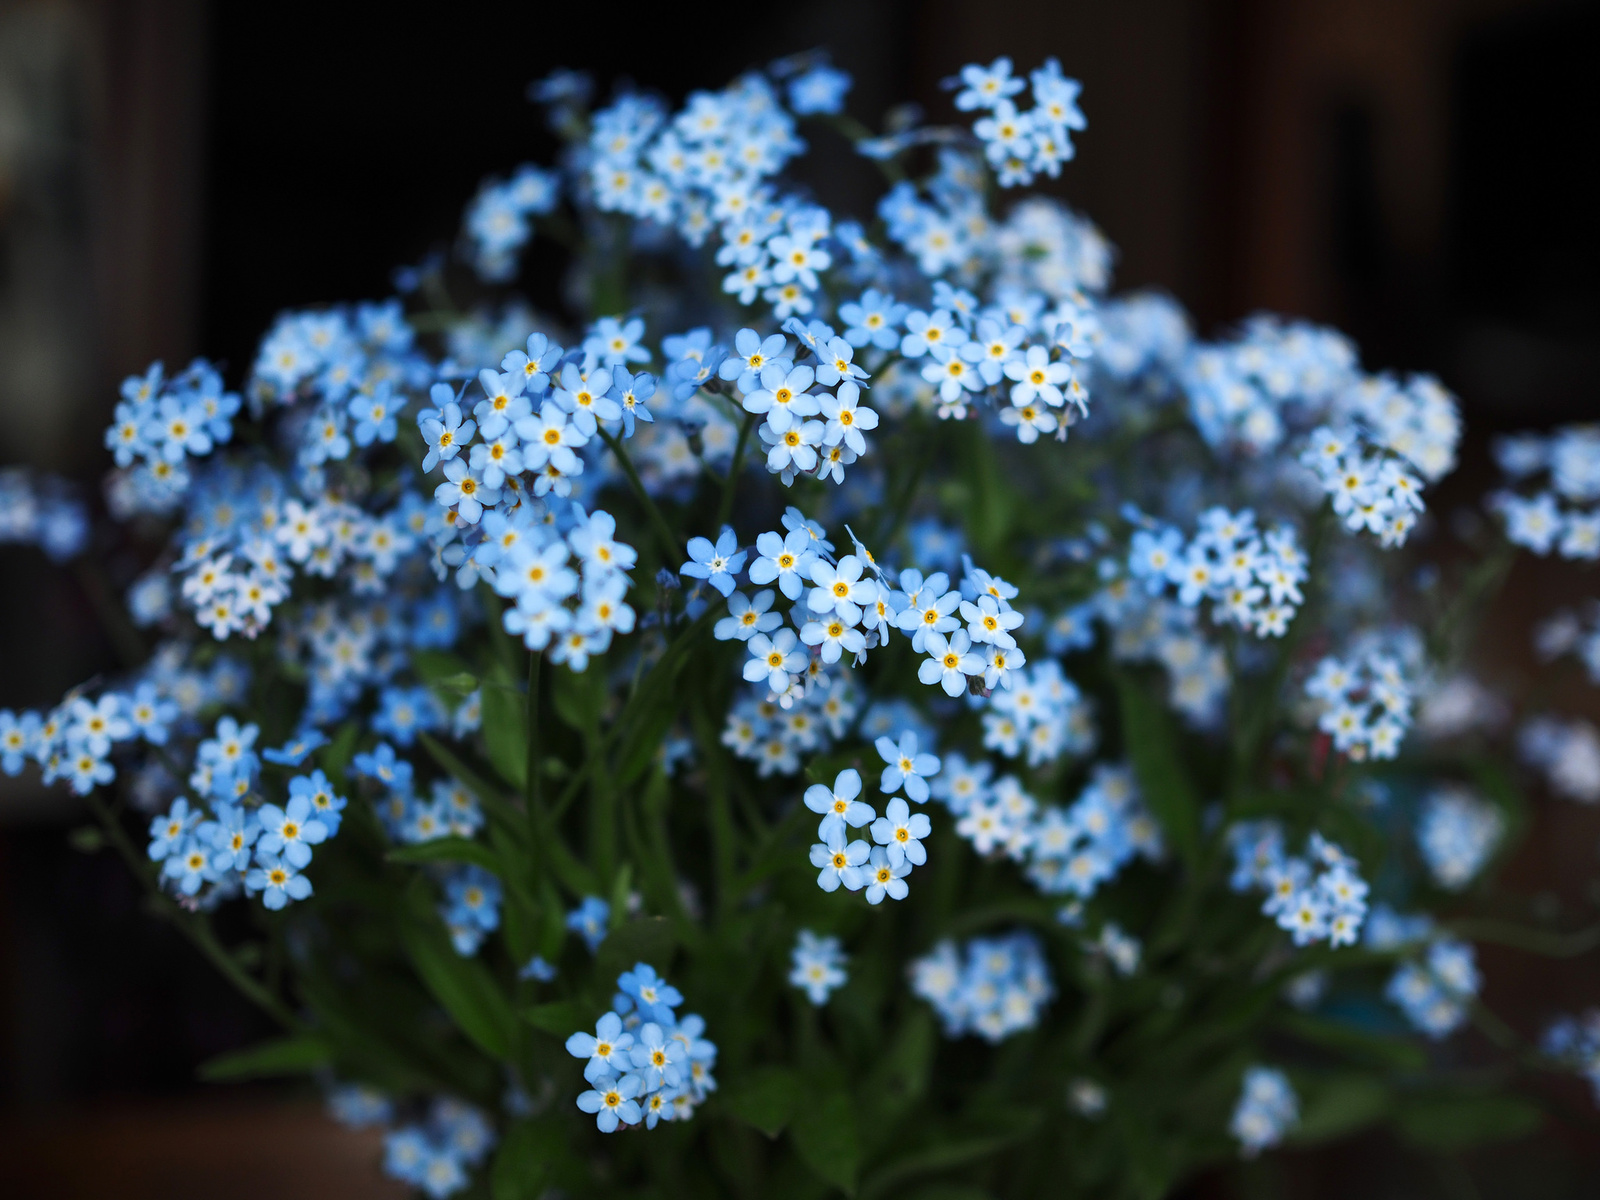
[0,1,1596,1195]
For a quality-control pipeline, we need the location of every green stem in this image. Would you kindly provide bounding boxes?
[717,413,759,530]
[87,793,298,1029]
[524,651,545,889]
[1446,918,1600,957]
[598,428,682,563]
[73,559,146,669]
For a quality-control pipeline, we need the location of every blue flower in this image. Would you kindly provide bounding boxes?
[0,709,40,775]
[352,742,413,791]
[519,955,557,982]
[349,382,404,446]
[255,794,330,868]
[787,64,852,116]
[162,835,224,895]
[617,962,683,1020]
[245,854,313,910]
[747,529,816,600]
[876,732,942,802]
[681,527,746,597]
[261,728,328,766]
[789,930,847,1004]
[567,895,611,952]
[419,396,475,473]
[288,769,347,837]
[809,826,870,893]
[628,1022,683,1090]
[566,1011,636,1083]
[713,589,782,642]
[717,329,790,394]
[204,802,260,871]
[576,1072,643,1133]
[147,797,200,862]
[872,797,932,867]
[862,847,912,904]
[804,768,875,841]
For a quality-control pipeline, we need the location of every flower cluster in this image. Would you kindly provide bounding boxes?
[1182,318,1357,456]
[1304,648,1413,761]
[1491,425,1600,559]
[566,964,716,1131]
[1230,1066,1298,1157]
[143,737,345,911]
[1385,937,1480,1039]
[983,660,1096,765]
[789,929,848,1004]
[1228,824,1369,947]
[804,761,934,904]
[1518,715,1600,803]
[1099,589,1231,726]
[575,71,810,304]
[438,864,503,955]
[1299,422,1426,548]
[379,1098,497,1199]
[102,360,240,512]
[710,517,1029,706]
[1533,603,1600,685]
[10,42,1595,1197]
[1416,785,1503,890]
[910,932,1054,1042]
[1127,508,1307,639]
[1024,765,1162,901]
[952,57,1086,189]
[1542,1011,1600,1104]
[2,680,178,797]
[463,165,560,280]
[0,468,89,561]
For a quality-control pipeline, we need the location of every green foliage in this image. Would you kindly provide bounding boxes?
[198,1034,332,1081]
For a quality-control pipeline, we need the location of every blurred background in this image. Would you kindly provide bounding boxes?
[0,1,1595,1195]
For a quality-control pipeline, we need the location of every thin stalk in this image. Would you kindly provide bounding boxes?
[87,793,298,1029]
[524,650,545,892]
[73,559,146,668]
[598,428,681,562]
[1446,918,1600,957]
[717,413,758,530]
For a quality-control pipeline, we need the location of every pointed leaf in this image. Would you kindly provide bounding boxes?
[198,1034,331,1081]
[399,888,515,1059]
[1115,669,1200,867]
[722,1065,799,1138]
[388,836,502,874]
[481,685,529,791]
[791,1088,862,1194]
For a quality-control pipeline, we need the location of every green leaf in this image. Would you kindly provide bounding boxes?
[1290,1075,1390,1144]
[320,721,360,791]
[412,650,473,685]
[791,1088,862,1194]
[595,916,677,986]
[387,836,503,874]
[722,1065,799,1138]
[861,1127,1030,1200]
[1114,670,1200,867]
[400,891,515,1059]
[861,1008,935,1129]
[490,1119,572,1200]
[481,685,529,791]
[1394,1091,1543,1151]
[1277,1013,1426,1070]
[197,1034,331,1081]
[67,826,104,853]
[523,1001,591,1037]
[418,733,525,841]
